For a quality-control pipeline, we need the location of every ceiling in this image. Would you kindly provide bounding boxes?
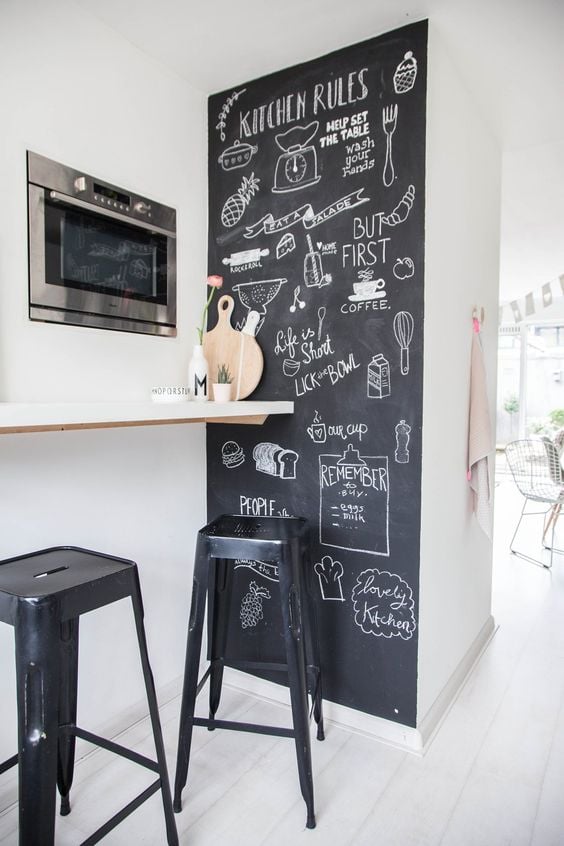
[74,0,563,152]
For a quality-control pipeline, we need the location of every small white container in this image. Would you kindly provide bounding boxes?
[212,383,232,402]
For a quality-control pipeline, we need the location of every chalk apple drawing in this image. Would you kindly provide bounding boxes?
[393,257,415,280]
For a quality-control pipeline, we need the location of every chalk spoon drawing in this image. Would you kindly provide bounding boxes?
[315,556,345,602]
[394,420,411,464]
[221,173,260,229]
[382,104,398,187]
[272,121,321,193]
[393,52,418,94]
[382,185,415,227]
[393,310,414,375]
[351,568,416,640]
[240,581,271,629]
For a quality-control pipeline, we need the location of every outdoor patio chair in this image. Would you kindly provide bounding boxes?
[505,438,564,569]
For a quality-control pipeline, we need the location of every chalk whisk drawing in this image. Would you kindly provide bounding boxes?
[393,311,414,375]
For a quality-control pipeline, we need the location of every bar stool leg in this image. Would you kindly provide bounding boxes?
[130,574,179,846]
[14,598,60,846]
[302,546,325,741]
[278,546,316,830]
[208,558,233,726]
[173,535,209,812]
[57,617,79,816]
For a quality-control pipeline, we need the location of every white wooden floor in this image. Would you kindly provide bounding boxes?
[2,468,564,845]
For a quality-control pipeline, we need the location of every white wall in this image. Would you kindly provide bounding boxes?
[0,0,207,771]
[417,24,500,733]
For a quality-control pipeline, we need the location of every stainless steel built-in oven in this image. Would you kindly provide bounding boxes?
[27,151,177,336]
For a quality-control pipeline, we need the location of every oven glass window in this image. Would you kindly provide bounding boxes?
[43,197,168,304]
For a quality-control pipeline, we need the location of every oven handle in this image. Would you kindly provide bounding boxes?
[48,190,176,238]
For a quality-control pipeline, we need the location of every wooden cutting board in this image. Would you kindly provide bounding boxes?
[203,295,264,400]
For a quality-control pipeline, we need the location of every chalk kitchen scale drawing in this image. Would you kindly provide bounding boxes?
[272,121,321,193]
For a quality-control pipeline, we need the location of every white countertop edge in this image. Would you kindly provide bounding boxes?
[0,400,294,428]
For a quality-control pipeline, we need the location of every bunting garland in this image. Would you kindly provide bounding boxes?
[499,274,564,324]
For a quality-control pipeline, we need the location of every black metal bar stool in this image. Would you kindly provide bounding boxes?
[173,514,324,830]
[0,545,178,846]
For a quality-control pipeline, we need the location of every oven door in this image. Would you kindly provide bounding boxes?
[28,184,176,336]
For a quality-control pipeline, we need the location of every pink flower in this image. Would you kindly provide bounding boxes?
[197,275,224,344]
[207,275,223,288]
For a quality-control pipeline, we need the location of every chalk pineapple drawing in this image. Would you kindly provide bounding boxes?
[240,581,271,629]
[221,173,260,228]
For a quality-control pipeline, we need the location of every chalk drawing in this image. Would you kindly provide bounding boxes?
[253,442,299,479]
[315,555,345,601]
[393,52,418,94]
[272,121,321,193]
[222,441,245,469]
[240,581,271,629]
[394,420,411,463]
[221,173,260,229]
[393,311,414,375]
[382,104,398,187]
[352,568,416,639]
[382,185,415,227]
[393,257,415,279]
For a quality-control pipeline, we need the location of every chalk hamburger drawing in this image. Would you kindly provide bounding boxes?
[222,441,245,469]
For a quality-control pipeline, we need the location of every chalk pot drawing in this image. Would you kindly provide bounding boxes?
[232,277,286,334]
[272,121,321,193]
[276,232,296,258]
[352,569,416,639]
[234,559,279,582]
[393,257,415,279]
[395,420,411,464]
[289,285,306,313]
[382,185,415,227]
[393,311,414,375]
[393,52,418,95]
[319,444,389,556]
[315,555,345,602]
[222,441,245,469]
[216,88,246,142]
[382,104,398,187]
[253,442,299,479]
[223,248,269,267]
[218,140,258,171]
[304,235,331,288]
[221,173,260,229]
[367,354,391,398]
[240,581,271,629]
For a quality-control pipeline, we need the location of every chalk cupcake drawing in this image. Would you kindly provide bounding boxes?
[393,52,418,94]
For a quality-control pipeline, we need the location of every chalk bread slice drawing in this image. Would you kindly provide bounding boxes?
[203,295,264,400]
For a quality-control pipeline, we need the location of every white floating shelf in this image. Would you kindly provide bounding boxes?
[0,400,294,434]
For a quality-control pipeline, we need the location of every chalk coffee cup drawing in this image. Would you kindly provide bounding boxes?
[348,278,386,301]
[307,422,327,443]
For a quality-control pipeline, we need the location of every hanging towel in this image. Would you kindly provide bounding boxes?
[467,319,494,539]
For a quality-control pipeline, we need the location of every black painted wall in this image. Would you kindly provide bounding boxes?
[206,20,427,726]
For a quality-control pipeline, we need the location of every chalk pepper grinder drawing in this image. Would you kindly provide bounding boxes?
[395,419,411,464]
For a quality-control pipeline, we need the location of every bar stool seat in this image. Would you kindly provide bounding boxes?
[173,514,324,830]
[0,545,178,846]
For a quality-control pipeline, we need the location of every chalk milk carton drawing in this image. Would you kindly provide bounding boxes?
[319,444,389,556]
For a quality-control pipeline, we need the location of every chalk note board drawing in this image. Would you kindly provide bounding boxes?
[352,568,416,640]
[218,140,258,172]
[289,286,306,314]
[319,446,390,557]
[395,420,411,464]
[244,189,370,239]
[234,559,279,582]
[382,184,415,228]
[393,311,415,376]
[348,276,386,302]
[317,306,326,340]
[307,410,327,444]
[314,555,345,602]
[393,52,418,95]
[367,354,391,399]
[240,581,271,629]
[253,442,299,479]
[393,257,415,279]
[272,121,321,193]
[382,104,398,187]
[221,173,261,229]
[223,247,269,267]
[276,233,295,259]
[215,88,247,142]
[222,440,245,469]
[232,277,286,334]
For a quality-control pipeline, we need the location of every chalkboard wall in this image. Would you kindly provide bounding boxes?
[206,20,427,726]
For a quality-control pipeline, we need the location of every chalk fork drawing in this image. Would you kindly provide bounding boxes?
[289,286,306,313]
[315,555,345,601]
[253,442,299,479]
[393,311,414,375]
[221,173,260,228]
[351,568,416,639]
[382,104,398,187]
[232,277,286,334]
[395,420,411,463]
[272,121,321,193]
[240,581,271,629]
[393,52,418,94]
[393,257,415,279]
[382,184,415,227]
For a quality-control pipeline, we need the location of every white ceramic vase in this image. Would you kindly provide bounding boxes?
[188,344,208,401]
[212,383,232,402]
